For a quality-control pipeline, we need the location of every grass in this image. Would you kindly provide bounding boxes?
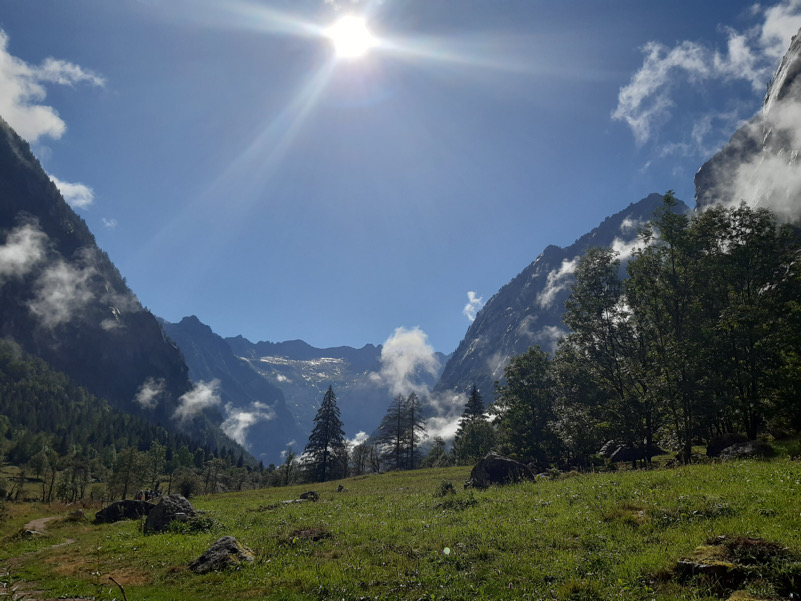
[1,460,800,600]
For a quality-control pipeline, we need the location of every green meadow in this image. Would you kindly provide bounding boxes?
[2,459,801,600]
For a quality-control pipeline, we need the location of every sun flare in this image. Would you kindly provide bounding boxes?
[325,16,376,60]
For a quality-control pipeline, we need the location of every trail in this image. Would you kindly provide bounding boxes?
[1,515,82,600]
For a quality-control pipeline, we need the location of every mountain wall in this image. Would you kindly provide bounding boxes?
[434,193,686,399]
[695,28,801,220]
[0,117,239,454]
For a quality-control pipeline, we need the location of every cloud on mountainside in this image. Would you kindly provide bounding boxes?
[221,401,277,448]
[371,326,440,397]
[612,0,801,148]
[0,223,48,284]
[174,379,222,424]
[48,174,95,210]
[134,377,166,409]
[28,251,98,330]
[463,291,484,322]
[536,257,579,310]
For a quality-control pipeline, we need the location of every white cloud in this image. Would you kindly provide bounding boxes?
[49,174,95,209]
[610,235,645,262]
[371,326,440,397]
[174,379,222,424]
[463,290,484,322]
[532,325,567,353]
[347,431,369,448]
[28,256,96,329]
[134,377,166,409]
[0,223,48,284]
[424,414,462,443]
[536,257,579,309]
[0,29,104,143]
[612,1,801,145]
[221,401,277,448]
[102,218,118,229]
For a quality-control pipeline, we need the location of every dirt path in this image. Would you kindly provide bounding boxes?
[1,515,82,600]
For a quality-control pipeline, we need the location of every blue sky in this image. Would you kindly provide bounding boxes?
[1,0,800,354]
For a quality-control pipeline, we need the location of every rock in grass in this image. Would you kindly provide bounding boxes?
[707,433,749,457]
[144,494,196,533]
[189,536,255,574]
[466,452,534,489]
[94,500,153,524]
[719,440,775,460]
[299,491,319,502]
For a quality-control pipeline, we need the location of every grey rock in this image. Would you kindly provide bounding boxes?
[144,494,196,533]
[188,536,254,574]
[466,452,534,489]
[707,433,749,458]
[94,500,153,524]
[299,491,319,502]
[720,440,776,460]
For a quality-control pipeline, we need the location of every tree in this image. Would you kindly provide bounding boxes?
[404,392,426,469]
[493,346,558,469]
[453,385,495,464]
[377,394,407,470]
[303,386,347,482]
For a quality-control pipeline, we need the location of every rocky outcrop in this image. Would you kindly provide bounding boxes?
[466,452,534,489]
[188,536,254,574]
[94,500,153,524]
[143,494,196,533]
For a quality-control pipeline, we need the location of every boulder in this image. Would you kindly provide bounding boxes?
[144,494,196,533]
[720,440,776,461]
[707,433,749,458]
[299,491,319,502]
[188,536,254,574]
[465,452,534,489]
[94,500,153,524]
[604,442,666,463]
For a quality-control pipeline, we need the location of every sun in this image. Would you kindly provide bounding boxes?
[325,15,376,60]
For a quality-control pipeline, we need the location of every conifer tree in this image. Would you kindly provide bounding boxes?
[453,385,495,464]
[303,386,347,482]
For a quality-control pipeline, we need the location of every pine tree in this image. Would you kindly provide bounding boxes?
[453,385,495,464]
[404,392,426,469]
[303,386,347,482]
[377,394,407,470]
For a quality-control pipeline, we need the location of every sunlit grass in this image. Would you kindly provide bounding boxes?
[2,461,800,600]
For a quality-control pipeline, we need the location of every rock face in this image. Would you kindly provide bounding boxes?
[188,536,255,574]
[143,494,196,533]
[434,193,687,400]
[719,440,776,461]
[0,117,238,453]
[695,28,801,221]
[94,500,153,524]
[466,452,534,489]
[706,433,749,458]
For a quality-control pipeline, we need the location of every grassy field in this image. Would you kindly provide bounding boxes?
[1,459,800,600]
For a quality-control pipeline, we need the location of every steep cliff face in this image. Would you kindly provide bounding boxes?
[695,28,801,219]
[434,193,685,399]
[0,117,237,452]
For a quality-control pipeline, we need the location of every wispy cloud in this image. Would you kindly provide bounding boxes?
[0,222,48,284]
[463,290,484,322]
[49,174,95,209]
[134,377,166,409]
[537,257,579,309]
[174,379,222,424]
[370,326,440,397]
[221,401,277,447]
[28,253,96,329]
[102,218,118,229]
[612,1,801,147]
[0,29,104,143]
